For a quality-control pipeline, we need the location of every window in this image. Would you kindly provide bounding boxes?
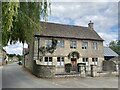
[93,42,97,50]
[70,40,76,49]
[92,58,98,65]
[83,58,85,62]
[49,57,52,62]
[44,57,53,65]
[82,58,89,66]
[45,57,48,62]
[45,40,52,48]
[82,42,88,49]
[57,40,64,48]
[57,57,64,67]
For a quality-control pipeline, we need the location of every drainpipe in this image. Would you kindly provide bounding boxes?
[37,37,40,60]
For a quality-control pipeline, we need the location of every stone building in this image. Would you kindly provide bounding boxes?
[24,21,104,74]
[0,46,8,65]
[0,47,2,66]
[104,47,118,61]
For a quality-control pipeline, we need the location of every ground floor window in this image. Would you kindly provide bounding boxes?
[92,58,98,65]
[57,57,64,67]
[44,57,53,65]
[82,58,89,66]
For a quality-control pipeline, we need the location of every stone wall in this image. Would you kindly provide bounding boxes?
[33,61,56,78]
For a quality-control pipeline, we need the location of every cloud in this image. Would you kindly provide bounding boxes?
[5,42,28,55]
[52,0,119,2]
[98,32,118,46]
[48,2,118,45]
[5,1,119,55]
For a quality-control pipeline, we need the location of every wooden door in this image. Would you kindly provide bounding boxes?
[71,58,77,71]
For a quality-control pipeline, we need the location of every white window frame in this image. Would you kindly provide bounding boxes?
[82,42,88,49]
[92,58,98,65]
[82,58,89,66]
[57,40,64,48]
[45,39,52,48]
[93,42,97,50]
[44,57,53,65]
[70,40,77,49]
[57,57,64,67]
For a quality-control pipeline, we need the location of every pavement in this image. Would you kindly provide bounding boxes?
[0,66,2,89]
[1,62,119,88]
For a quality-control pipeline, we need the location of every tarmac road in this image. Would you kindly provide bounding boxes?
[1,62,119,88]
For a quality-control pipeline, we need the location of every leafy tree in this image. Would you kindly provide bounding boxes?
[7,54,16,58]
[2,1,51,67]
[2,2,19,46]
[16,54,22,61]
[2,1,50,46]
[109,40,120,55]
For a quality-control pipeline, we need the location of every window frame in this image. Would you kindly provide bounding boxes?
[92,58,98,65]
[93,42,97,50]
[70,40,77,49]
[44,57,53,65]
[82,58,89,66]
[45,39,52,48]
[82,42,88,49]
[57,39,64,48]
[57,57,64,67]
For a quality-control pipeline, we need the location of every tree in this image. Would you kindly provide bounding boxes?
[7,54,16,57]
[109,40,120,55]
[2,1,50,46]
[39,39,58,60]
[2,2,19,46]
[16,54,22,61]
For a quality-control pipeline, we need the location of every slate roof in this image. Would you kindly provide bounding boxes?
[35,22,103,41]
[104,47,119,57]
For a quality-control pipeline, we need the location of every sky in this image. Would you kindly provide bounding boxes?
[4,0,119,55]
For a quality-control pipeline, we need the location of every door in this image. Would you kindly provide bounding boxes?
[71,58,77,71]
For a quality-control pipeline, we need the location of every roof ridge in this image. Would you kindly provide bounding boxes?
[39,21,103,41]
[40,21,88,28]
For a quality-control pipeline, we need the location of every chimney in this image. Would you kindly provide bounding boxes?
[88,21,94,29]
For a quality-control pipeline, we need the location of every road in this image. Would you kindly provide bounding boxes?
[1,62,119,88]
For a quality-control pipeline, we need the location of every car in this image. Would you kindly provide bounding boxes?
[17,61,22,65]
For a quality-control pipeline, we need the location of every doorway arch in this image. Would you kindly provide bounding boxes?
[68,51,80,71]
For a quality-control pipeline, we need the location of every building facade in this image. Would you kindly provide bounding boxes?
[0,46,8,65]
[25,21,104,74]
[0,47,2,66]
[104,47,118,60]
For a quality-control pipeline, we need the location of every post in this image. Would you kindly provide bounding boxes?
[90,65,98,77]
[23,43,25,68]
[79,64,86,77]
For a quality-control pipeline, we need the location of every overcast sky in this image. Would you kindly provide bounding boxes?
[5,0,119,55]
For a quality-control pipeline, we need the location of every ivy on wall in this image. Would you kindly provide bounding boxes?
[39,39,58,56]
